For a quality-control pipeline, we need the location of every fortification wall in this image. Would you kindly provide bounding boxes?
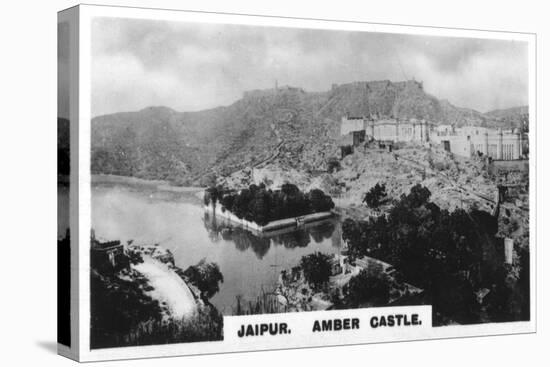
[204,204,333,233]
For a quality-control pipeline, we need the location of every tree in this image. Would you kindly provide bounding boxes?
[363,183,387,208]
[204,185,224,207]
[219,194,235,213]
[269,190,285,221]
[279,183,304,218]
[183,259,224,300]
[345,270,391,306]
[342,218,363,260]
[232,188,252,219]
[299,252,332,289]
[251,188,271,226]
[90,263,162,348]
[341,184,502,324]
[216,183,335,225]
[308,189,335,213]
[342,215,389,261]
[281,183,300,196]
[400,184,431,208]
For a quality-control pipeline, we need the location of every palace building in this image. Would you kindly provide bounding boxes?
[340,116,431,144]
[431,125,524,160]
[339,115,525,161]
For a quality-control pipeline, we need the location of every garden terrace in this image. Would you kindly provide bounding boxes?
[204,183,335,226]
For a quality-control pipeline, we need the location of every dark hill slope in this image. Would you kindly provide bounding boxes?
[485,106,529,129]
[320,80,492,125]
[91,80,525,185]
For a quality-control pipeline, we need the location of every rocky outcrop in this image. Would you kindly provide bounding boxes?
[126,244,207,314]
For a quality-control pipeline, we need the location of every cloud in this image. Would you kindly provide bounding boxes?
[399,39,528,111]
[91,17,528,116]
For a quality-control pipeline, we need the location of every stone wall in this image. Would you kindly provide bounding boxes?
[340,116,429,144]
[439,126,523,160]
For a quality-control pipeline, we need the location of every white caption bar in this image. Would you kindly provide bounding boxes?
[224,305,432,349]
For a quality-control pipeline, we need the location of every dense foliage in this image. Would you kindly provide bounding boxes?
[344,270,391,306]
[299,252,332,289]
[363,183,388,208]
[183,259,224,300]
[342,184,529,325]
[90,239,224,348]
[90,267,164,348]
[205,183,335,226]
[91,271,223,348]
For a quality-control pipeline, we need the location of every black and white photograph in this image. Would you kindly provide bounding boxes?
[57,18,71,350]
[5,0,550,365]
[81,9,533,352]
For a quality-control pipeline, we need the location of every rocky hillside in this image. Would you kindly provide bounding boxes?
[91,80,526,185]
[485,106,529,128]
[223,143,498,220]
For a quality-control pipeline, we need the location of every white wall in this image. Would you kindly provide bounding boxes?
[5,1,546,367]
[340,117,365,135]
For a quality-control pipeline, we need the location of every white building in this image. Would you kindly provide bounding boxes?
[433,125,523,160]
[341,116,430,144]
[340,116,524,161]
[340,116,366,136]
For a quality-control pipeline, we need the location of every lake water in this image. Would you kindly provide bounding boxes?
[88,181,343,315]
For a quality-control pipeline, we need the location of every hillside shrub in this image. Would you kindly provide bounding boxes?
[363,183,387,208]
[299,252,332,289]
[345,270,391,306]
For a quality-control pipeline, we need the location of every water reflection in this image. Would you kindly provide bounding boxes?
[92,184,344,314]
[203,212,340,259]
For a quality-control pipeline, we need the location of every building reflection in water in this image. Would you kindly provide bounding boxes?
[203,212,341,259]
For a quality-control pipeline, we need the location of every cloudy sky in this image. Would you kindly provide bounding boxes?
[91,17,528,117]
